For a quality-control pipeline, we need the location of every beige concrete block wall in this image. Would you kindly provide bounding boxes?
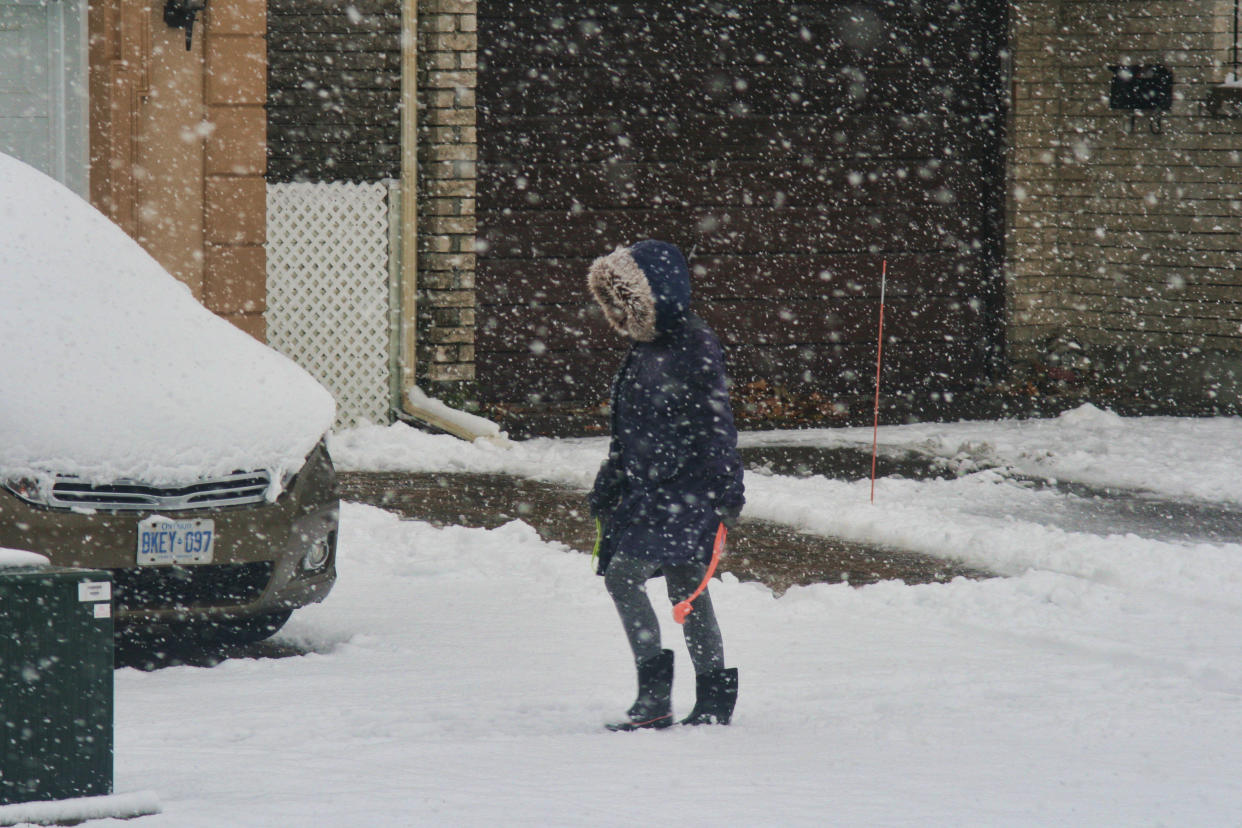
[417,0,478,395]
[1008,0,1242,403]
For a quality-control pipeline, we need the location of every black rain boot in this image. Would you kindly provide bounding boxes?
[606,649,674,731]
[680,667,738,726]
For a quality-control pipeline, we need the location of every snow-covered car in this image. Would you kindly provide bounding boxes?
[0,153,339,642]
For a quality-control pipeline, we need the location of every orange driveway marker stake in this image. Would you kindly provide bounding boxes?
[870,259,887,504]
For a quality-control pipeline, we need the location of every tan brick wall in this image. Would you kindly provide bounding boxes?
[202,0,267,338]
[88,0,267,340]
[417,0,478,392]
[1008,0,1242,396]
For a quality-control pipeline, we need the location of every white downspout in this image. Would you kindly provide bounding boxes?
[398,0,419,407]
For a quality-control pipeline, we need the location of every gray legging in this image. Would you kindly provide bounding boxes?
[604,553,724,676]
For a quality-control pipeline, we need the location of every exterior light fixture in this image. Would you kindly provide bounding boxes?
[164,0,207,50]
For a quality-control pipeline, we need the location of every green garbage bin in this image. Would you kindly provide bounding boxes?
[0,565,114,805]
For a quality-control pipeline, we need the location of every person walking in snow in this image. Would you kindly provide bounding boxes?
[587,239,745,731]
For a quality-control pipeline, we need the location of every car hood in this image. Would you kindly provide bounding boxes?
[0,153,336,488]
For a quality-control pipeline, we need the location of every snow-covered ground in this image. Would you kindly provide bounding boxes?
[99,407,1242,826]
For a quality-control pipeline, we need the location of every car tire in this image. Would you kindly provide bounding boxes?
[203,609,294,645]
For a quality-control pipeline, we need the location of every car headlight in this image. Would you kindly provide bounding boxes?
[4,477,49,506]
[301,532,334,572]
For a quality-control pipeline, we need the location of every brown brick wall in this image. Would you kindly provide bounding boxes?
[1008,0,1242,404]
[266,0,403,183]
[417,0,478,392]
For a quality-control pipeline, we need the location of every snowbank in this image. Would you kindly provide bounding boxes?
[334,403,1242,505]
[741,403,1242,504]
[329,422,604,488]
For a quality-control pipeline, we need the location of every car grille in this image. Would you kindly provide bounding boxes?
[49,471,272,511]
[111,562,274,610]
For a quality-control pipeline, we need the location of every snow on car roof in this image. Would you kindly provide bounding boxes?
[0,153,335,486]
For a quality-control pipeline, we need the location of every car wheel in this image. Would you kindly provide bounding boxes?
[202,609,294,645]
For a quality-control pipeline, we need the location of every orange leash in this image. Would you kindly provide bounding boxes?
[673,523,727,624]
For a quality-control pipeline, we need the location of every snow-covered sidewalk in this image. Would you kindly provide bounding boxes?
[107,406,1242,826]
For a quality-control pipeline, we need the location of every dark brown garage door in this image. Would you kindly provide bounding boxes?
[477,0,1006,425]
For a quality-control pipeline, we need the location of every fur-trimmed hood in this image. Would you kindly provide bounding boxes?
[587,240,691,341]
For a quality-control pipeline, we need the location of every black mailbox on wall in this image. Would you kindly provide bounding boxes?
[1108,64,1173,111]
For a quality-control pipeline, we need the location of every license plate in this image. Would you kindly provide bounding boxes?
[137,517,215,566]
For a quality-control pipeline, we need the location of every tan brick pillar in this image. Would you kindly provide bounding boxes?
[202,0,268,340]
[418,0,478,395]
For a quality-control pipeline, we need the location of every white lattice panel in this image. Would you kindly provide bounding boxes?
[266,182,394,429]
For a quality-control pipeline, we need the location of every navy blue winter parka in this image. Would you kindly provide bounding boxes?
[587,240,745,575]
